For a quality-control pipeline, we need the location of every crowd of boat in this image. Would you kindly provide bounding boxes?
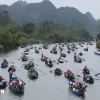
[0,41,100,96]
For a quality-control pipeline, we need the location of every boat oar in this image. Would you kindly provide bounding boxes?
[63,59,68,62]
[34,64,47,75]
[50,70,54,73]
[76,69,83,71]
[89,69,95,72]
[21,63,26,68]
[35,68,47,75]
[53,59,59,64]
[13,73,26,85]
[9,62,14,64]
[75,77,88,87]
[81,57,85,61]
[94,73,100,76]
[74,74,81,77]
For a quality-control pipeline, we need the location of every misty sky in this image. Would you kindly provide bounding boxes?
[0,0,99,19]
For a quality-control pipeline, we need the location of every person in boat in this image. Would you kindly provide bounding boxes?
[18,82,24,89]
[10,80,16,87]
[3,59,8,64]
[25,61,34,69]
[65,70,73,78]
[0,76,3,85]
[71,81,87,92]
[83,66,90,74]
[74,52,77,59]
[23,55,27,58]
[44,56,48,62]
[58,56,62,62]
[9,71,13,81]
[49,59,53,64]
[2,59,8,66]
[8,65,15,72]
[29,61,34,67]
[41,53,43,58]
[15,80,19,87]
[55,68,61,72]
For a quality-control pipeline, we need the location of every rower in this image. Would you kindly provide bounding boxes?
[74,52,77,59]
[41,53,43,58]
[4,59,8,64]
[9,71,13,80]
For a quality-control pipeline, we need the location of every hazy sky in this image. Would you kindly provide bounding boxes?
[0,0,99,19]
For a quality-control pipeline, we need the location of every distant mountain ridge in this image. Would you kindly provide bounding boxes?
[0,0,97,35]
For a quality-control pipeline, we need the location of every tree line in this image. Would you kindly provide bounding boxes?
[0,10,93,52]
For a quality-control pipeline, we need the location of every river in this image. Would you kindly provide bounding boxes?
[0,43,100,100]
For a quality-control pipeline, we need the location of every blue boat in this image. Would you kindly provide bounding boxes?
[9,77,24,94]
[94,52,100,55]
[69,80,85,96]
[74,58,82,63]
[27,69,38,79]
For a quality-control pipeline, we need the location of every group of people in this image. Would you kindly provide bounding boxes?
[65,70,74,79]
[41,53,53,65]
[10,79,24,89]
[22,55,28,59]
[24,61,34,69]
[70,80,87,92]
[55,68,62,74]
[8,68,24,89]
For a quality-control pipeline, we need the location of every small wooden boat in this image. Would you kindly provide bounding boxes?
[45,61,53,67]
[9,77,24,93]
[94,52,100,55]
[21,46,24,48]
[35,50,39,54]
[54,68,62,75]
[8,66,16,72]
[83,76,94,84]
[61,53,66,57]
[30,46,33,49]
[27,69,38,79]
[1,62,8,68]
[0,77,7,89]
[24,51,28,55]
[84,48,88,51]
[43,45,48,49]
[25,48,29,52]
[69,80,85,96]
[79,52,83,56]
[50,50,57,54]
[21,57,28,62]
[89,43,93,45]
[74,58,82,63]
[58,59,64,63]
[67,50,71,54]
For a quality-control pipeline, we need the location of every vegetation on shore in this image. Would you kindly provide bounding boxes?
[96,33,100,48]
[0,10,93,52]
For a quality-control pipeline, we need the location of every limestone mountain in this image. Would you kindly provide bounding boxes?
[0,0,97,35]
